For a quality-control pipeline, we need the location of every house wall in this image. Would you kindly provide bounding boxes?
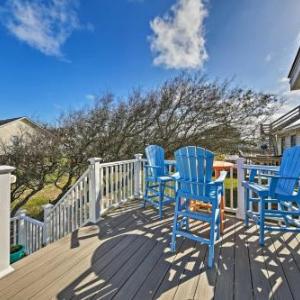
[276,129,300,155]
[0,119,40,147]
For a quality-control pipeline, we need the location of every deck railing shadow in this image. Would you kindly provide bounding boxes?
[57,203,300,300]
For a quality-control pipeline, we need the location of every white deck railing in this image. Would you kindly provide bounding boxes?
[43,168,90,244]
[99,159,137,214]
[1,154,284,276]
[10,214,44,254]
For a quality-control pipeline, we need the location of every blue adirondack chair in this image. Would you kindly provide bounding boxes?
[144,145,176,218]
[243,146,300,246]
[170,146,227,268]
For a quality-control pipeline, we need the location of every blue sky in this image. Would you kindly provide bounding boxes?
[0,0,299,123]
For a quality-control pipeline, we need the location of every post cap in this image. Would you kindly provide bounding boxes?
[16,209,26,216]
[134,153,143,159]
[0,166,15,175]
[88,157,103,164]
[42,203,54,210]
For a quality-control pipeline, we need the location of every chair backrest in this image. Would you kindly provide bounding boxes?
[145,145,165,178]
[276,146,300,196]
[175,146,214,197]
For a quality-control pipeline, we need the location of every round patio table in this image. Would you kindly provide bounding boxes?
[213,160,234,178]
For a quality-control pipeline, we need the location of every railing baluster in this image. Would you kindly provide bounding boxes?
[131,162,134,198]
[75,185,78,229]
[230,166,234,209]
[106,166,109,209]
[121,164,124,201]
[110,166,114,206]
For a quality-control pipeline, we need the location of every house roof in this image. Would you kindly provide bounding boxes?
[288,47,300,78]
[288,46,300,90]
[278,119,300,134]
[0,116,50,135]
[0,117,23,126]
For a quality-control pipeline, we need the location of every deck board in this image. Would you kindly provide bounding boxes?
[234,220,253,300]
[0,200,299,300]
[214,218,235,300]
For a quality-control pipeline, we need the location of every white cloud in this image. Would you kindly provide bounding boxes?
[0,0,80,57]
[149,0,208,69]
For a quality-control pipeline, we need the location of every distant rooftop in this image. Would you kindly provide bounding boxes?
[288,46,300,90]
[0,117,23,126]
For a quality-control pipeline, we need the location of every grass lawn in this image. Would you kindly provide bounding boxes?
[15,175,239,221]
[22,184,62,220]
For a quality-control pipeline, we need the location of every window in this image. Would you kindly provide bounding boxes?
[281,137,285,155]
[291,135,297,147]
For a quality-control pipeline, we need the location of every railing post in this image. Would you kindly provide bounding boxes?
[0,166,15,278]
[88,158,102,223]
[134,154,143,199]
[42,203,53,245]
[16,209,27,251]
[236,158,245,220]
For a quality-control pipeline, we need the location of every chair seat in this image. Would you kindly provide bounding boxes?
[177,187,220,203]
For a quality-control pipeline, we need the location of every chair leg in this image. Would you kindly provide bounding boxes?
[159,182,165,219]
[220,196,225,233]
[208,230,215,268]
[208,244,215,268]
[216,210,221,240]
[143,181,149,208]
[208,205,217,268]
[259,197,265,246]
[245,188,249,227]
[171,193,180,252]
[185,198,190,230]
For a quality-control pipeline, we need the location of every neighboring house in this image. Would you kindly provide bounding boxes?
[0,117,47,148]
[276,119,300,155]
[277,46,300,153]
[260,47,300,156]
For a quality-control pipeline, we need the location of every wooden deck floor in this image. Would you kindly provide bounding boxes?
[1,201,300,300]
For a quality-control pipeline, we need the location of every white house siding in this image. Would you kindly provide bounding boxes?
[0,119,42,147]
[277,129,300,155]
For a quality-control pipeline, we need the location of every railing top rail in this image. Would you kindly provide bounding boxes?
[100,159,137,167]
[50,168,90,211]
[23,215,44,227]
[10,214,44,226]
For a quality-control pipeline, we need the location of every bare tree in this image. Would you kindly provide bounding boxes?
[1,73,280,214]
[0,132,61,216]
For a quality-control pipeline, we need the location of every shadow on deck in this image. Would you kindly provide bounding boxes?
[0,200,300,300]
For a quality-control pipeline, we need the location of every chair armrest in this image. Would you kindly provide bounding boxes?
[214,171,227,184]
[242,181,269,196]
[144,164,161,169]
[171,172,180,180]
